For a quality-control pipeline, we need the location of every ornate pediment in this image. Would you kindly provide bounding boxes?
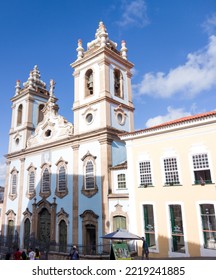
[27,81,74,148]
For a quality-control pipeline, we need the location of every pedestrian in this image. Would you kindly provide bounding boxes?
[21,249,28,260]
[13,248,22,260]
[5,252,11,260]
[28,247,35,260]
[69,245,79,260]
[34,248,40,260]
[142,237,149,260]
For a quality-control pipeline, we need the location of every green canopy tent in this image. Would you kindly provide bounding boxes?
[101,229,141,259]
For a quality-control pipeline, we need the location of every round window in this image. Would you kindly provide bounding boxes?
[86,113,93,124]
[45,129,52,137]
[117,113,123,123]
[15,138,19,145]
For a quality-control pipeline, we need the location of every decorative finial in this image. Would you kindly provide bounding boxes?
[120,40,128,60]
[49,79,55,96]
[28,71,34,89]
[76,39,84,60]
[15,80,21,95]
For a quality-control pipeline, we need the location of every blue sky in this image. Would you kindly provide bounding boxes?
[0,0,216,185]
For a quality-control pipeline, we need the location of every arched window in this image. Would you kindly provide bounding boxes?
[114,69,124,98]
[9,168,18,200]
[27,164,36,199]
[11,173,17,195]
[58,166,66,192]
[85,160,94,189]
[29,171,35,193]
[7,219,14,238]
[38,104,45,123]
[17,104,23,126]
[113,215,126,231]
[81,151,98,197]
[42,167,50,193]
[85,69,94,96]
[55,158,68,198]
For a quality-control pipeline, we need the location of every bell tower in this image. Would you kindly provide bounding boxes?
[8,65,50,154]
[71,21,135,135]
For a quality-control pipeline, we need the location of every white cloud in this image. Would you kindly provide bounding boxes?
[202,13,216,35]
[118,0,149,28]
[145,106,191,128]
[0,161,6,186]
[134,35,216,98]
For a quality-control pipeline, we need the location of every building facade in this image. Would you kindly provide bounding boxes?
[1,22,134,253]
[2,22,216,259]
[120,112,216,258]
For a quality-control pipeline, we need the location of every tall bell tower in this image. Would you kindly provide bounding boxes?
[71,21,134,135]
[8,65,50,154]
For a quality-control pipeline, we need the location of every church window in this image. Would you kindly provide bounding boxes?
[27,164,36,199]
[38,104,45,123]
[85,161,94,189]
[28,171,35,194]
[11,173,17,195]
[85,69,94,96]
[81,152,98,197]
[113,215,126,231]
[42,167,50,193]
[58,166,66,192]
[55,159,68,198]
[86,113,93,124]
[45,129,52,137]
[7,219,14,238]
[114,69,124,98]
[15,138,20,145]
[17,104,23,126]
[9,168,18,200]
[114,105,127,126]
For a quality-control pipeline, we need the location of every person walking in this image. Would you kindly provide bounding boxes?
[28,248,35,260]
[21,249,28,260]
[69,246,79,260]
[13,248,22,260]
[142,237,149,260]
[34,248,40,260]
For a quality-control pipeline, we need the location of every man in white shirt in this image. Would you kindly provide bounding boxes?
[28,248,35,260]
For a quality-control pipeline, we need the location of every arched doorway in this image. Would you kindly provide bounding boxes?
[24,218,30,248]
[86,224,96,254]
[59,220,67,252]
[80,210,98,255]
[38,208,51,245]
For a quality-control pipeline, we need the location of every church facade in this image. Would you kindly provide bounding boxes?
[1,22,134,254]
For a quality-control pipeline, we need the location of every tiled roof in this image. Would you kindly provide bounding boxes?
[110,161,127,170]
[120,110,216,138]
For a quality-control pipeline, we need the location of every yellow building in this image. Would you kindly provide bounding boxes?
[120,111,216,258]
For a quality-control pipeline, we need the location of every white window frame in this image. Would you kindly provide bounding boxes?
[140,201,159,253]
[196,201,216,256]
[166,202,189,258]
[139,160,153,187]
